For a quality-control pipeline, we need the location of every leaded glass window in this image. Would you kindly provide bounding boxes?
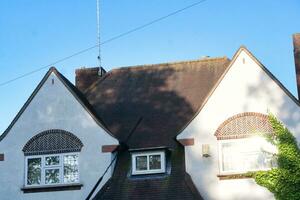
[63,155,79,183]
[25,153,79,186]
[27,157,41,185]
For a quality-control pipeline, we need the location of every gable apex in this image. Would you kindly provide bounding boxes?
[230,45,253,63]
[49,66,57,72]
[230,46,300,106]
[0,67,118,142]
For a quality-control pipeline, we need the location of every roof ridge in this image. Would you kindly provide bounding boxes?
[75,67,100,73]
[109,56,229,72]
[74,56,229,74]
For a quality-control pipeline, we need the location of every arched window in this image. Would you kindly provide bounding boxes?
[215,113,277,174]
[23,130,83,187]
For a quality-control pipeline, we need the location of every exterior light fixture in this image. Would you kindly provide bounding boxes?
[202,144,210,157]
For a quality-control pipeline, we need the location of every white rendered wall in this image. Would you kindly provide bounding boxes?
[0,72,118,200]
[178,49,300,200]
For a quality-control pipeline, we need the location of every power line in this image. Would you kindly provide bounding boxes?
[0,45,99,87]
[0,0,208,87]
[85,117,143,200]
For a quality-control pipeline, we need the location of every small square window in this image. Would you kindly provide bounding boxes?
[45,156,60,166]
[136,156,147,171]
[131,151,165,175]
[149,155,161,170]
[45,169,60,184]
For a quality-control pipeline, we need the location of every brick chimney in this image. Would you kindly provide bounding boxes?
[75,67,106,93]
[293,33,300,100]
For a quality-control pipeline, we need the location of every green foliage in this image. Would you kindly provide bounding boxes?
[252,114,300,200]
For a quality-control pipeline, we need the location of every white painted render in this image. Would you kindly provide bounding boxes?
[177,48,300,200]
[0,72,118,200]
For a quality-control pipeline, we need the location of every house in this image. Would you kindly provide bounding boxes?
[0,34,300,200]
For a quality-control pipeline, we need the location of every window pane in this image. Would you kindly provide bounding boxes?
[45,169,60,184]
[136,156,147,171]
[149,155,161,170]
[27,158,41,185]
[64,155,79,183]
[45,156,60,166]
[265,152,277,167]
[222,142,249,171]
[222,138,277,172]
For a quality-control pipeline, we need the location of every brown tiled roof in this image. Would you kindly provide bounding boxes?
[79,57,230,149]
[93,144,204,200]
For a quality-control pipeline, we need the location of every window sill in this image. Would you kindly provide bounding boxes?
[21,183,83,193]
[132,170,166,175]
[217,173,253,180]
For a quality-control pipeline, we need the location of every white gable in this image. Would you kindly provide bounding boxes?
[178,47,300,141]
[177,47,300,200]
[0,70,118,200]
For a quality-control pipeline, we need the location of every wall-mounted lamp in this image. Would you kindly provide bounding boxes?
[202,144,210,157]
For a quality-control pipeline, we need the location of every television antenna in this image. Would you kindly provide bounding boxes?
[96,0,102,69]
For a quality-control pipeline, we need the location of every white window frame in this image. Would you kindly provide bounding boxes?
[218,137,276,175]
[131,151,166,175]
[25,152,80,187]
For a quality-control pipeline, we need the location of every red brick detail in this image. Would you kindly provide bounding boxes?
[214,112,273,140]
[293,34,300,100]
[178,138,194,146]
[102,145,118,153]
[0,154,4,161]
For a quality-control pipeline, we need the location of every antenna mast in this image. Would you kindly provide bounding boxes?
[96,0,102,68]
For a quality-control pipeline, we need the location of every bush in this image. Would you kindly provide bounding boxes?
[252,114,300,200]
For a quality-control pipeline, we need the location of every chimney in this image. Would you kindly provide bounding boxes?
[75,67,106,93]
[293,34,300,100]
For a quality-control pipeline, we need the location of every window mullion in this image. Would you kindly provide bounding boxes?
[42,155,45,185]
[61,154,64,184]
[147,155,150,171]
[160,153,163,170]
[61,155,65,183]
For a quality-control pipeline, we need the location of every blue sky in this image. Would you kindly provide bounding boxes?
[0,0,300,134]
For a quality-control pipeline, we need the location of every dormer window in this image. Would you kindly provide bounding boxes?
[131,151,166,175]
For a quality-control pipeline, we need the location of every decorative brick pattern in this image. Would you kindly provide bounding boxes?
[23,129,83,155]
[215,112,273,140]
[0,154,4,161]
[102,145,118,153]
[178,138,194,146]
